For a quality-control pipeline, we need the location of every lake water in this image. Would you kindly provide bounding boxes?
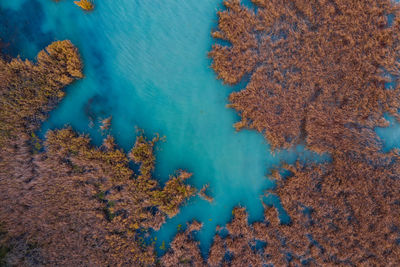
[1,0,335,256]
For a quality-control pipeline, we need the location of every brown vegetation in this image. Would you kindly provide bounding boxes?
[206,0,400,265]
[100,116,112,131]
[74,0,94,11]
[0,40,82,149]
[267,156,400,265]
[0,127,196,266]
[198,184,214,202]
[220,208,264,266]
[210,0,400,153]
[0,41,196,265]
[3,0,400,265]
[161,221,205,267]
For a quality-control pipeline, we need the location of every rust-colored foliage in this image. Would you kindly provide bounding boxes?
[0,42,196,265]
[0,40,82,149]
[74,0,94,11]
[201,156,400,266]
[161,221,205,267]
[0,40,83,214]
[268,156,400,265]
[223,208,264,266]
[0,126,197,265]
[198,183,214,203]
[100,115,112,131]
[206,0,400,265]
[0,127,196,265]
[210,0,400,153]
[207,234,225,267]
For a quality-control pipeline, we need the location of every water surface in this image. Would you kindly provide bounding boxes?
[1,0,331,255]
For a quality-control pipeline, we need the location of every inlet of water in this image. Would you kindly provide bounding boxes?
[1,0,331,255]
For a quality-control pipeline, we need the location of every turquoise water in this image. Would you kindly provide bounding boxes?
[1,0,331,255]
[376,114,400,152]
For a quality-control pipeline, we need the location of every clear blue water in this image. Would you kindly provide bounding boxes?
[1,0,334,256]
[376,114,400,152]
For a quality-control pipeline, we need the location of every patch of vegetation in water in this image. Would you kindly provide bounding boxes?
[0,40,196,265]
[202,0,400,265]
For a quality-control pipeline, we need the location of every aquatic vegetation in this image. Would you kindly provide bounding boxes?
[268,157,400,265]
[0,40,83,196]
[74,0,94,11]
[198,184,214,203]
[1,123,196,266]
[211,0,400,153]
[0,40,82,149]
[2,0,400,264]
[0,224,9,266]
[161,220,204,266]
[129,131,160,178]
[205,0,400,265]
[152,171,196,218]
[207,234,225,266]
[210,207,265,266]
[0,41,196,265]
[99,115,112,130]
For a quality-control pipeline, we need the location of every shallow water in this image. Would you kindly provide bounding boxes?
[376,114,400,152]
[1,0,333,255]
